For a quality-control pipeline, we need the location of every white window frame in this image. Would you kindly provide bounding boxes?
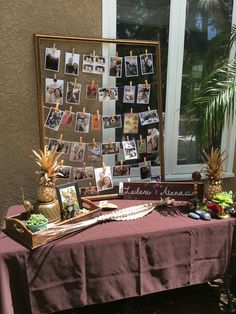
[102,0,236,181]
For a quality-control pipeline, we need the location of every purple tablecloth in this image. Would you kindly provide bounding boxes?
[1,201,236,314]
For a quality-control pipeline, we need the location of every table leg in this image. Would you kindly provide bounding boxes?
[224,274,235,313]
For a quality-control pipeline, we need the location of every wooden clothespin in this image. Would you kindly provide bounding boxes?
[129,81,132,91]
[109,138,113,149]
[89,182,92,187]
[58,133,63,144]
[60,159,64,166]
[144,157,147,166]
[92,138,96,148]
[128,178,131,183]
[52,43,56,52]
[140,135,143,144]
[53,74,57,82]
[130,51,133,57]
[74,77,77,86]
[97,110,100,120]
[69,106,72,115]
[126,136,130,142]
[145,80,149,89]
[145,49,148,56]
[103,162,106,173]
[83,162,86,169]
[82,107,86,117]
[80,136,83,144]
[55,103,59,112]
[150,130,154,139]
[72,48,75,57]
[116,51,119,61]
[91,80,95,88]
[148,106,151,112]
[120,160,124,169]
[130,108,133,116]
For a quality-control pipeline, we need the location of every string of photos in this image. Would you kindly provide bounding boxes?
[35,35,164,196]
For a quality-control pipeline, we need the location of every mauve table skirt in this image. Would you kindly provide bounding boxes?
[1,200,236,314]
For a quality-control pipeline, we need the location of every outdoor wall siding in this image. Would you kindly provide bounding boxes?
[0,0,102,221]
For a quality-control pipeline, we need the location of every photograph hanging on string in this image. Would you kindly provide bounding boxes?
[73,166,94,181]
[44,47,61,72]
[45,78,64,104]
[80,186,99,197]
[137,84,151,104]
[123,113,139,134]
[82,54,94,73]
[103,115,122,129]
[102,142,120,155]
[146,128,159,153]
[113,165,131,177]
[48,138,70,154]
[65,82,81,105]
[87,142,102,163]
[122,140,138,160]
[139,109,159,126]
[75,112,90,133]
[98,87,118,101]
[139,160,152,179]
[44,107,64,131]
[69,142,86,162]
[64,52,80,75]
[56,165,72,180]
[140,53,154,75]
[94,166,113,192]
[61,110,74,126]
[123,85,136,103]
[86,83,98,100]
[109,56,122,78]
[94,56,106,74]
[124,55,138,77]
[91,114,101,130]
[136,139,147,154]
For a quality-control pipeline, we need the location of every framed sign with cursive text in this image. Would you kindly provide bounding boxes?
[122,182,204,201]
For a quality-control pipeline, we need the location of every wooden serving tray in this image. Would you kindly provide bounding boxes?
[5,198,100,249]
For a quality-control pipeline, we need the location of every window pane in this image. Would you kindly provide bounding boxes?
[178,0,233,165]
[116,0,170,171]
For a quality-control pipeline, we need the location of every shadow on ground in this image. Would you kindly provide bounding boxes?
[59,280,236,314]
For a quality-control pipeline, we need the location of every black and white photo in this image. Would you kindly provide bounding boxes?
[123,85,136,103]
[66,82,81,104]
[103,115,122,129]
[69,142,86,162]
[122,140,138,160]
[56,165,71,179]
[73,166,94,181]
[109,56,122,78]
[44,107,63,131]
[64,52,80,75]
[98,87,118,101]
[45,78,64,104]
[44,47,61,72]
[75,112,90,133]
[94,166,113,192]
[102,142,120,155]
[48,138,70,154]
[113,165,131,177]
[137,84,151,104]
[124,56,138,77]
[140,53,154,75]
[139,109,159,126]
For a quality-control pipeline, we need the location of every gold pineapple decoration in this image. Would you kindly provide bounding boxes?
[32,145,62,223]
[202,148,226,200]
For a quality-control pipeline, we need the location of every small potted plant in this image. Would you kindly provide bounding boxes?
[26,214,48,232]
